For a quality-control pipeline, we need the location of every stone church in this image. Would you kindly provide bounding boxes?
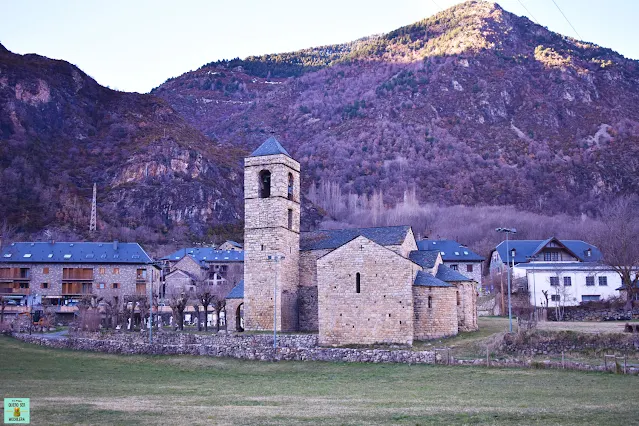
[226,137,478,346]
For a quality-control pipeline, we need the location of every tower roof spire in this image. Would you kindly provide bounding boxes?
[249,136,291,158]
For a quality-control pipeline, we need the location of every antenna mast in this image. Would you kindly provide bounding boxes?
[89,183,97,232]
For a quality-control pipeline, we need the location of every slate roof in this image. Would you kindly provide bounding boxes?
[413,270,452,287]
[494,238,602,264]
[223,240,243,249]
[161,247,244,263]
[226,280,244,299]
[300,225,411,251]
[165,269,199,281]
[436,264,472,282]
[416,239,484,262]
[249,136,291,158]
[0,241,154,264]
[409,250,440,269]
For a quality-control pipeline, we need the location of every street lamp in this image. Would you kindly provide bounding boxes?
[267,254,285,349]
[496,227,517,332]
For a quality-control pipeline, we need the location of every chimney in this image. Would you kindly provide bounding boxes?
[113,240,119,251]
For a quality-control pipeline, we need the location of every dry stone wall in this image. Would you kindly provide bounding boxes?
[14,333,436,364]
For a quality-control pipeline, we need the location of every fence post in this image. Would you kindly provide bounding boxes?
[486,347,489,367]
[562,351,565,369]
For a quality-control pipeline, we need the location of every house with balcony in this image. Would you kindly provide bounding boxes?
[0,241,159,317]
[488,237,622,307]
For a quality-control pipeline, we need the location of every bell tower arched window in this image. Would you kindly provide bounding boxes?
[288,173,294,200]
[259,170,271,198]
[356,272,361,293]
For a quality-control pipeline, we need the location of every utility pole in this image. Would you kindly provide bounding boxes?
[496,227,517,332]
[89,183,97,232]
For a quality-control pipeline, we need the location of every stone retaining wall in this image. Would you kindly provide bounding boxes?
[500,330,639,355]
[14,333,435,364]
[547,306,639,322]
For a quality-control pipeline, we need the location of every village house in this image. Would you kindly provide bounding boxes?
[416,239,484,286]
[225,136,479,346]
[0,241,159,319]
[489,237,622,307]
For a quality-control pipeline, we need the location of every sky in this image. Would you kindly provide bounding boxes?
[1,0,637,93]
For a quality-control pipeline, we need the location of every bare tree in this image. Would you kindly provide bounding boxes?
[0,219,16,251]
[592,197,639,309]
[0,296,7,324]
[167,288,190,331]
[196,281,216,332]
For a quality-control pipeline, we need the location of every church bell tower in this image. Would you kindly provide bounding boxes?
[243,137,300,331]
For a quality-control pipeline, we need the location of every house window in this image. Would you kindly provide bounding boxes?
[551,294,560,302]
[563,276,572,286]
[288,173,294,201]
[544,252,559,261]
[19,282,29,289]
[355,272,361,293]
[288,209,293,230]
[466,264,473,273]
[41,283,49,289]
[112,283,119,289]
[450,264,458,271]
[598,276,608,286]
[99,267,106,274]
[43,267,49,274]
[259,170,271,198]
[98,283,106,289]
[586,276,595,286]
[550,276,559,286]
[113,268,120,275]
[428,296,432,308]
[582,295,600,302]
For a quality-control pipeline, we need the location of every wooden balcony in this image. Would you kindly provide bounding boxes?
[0,268,30,281]
[62,282,93,295]
[62,268,94,281]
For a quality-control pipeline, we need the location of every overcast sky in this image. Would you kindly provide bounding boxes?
[1,0,637,93]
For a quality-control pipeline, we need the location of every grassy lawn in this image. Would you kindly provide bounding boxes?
[1,336,637,425]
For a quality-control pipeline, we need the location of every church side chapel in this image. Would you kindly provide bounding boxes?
[226,137,478,346]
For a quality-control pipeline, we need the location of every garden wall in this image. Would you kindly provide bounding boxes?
[547,306,639,322]
[13,332,436,364]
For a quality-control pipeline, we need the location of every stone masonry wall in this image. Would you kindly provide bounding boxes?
[413,286,458,340]
[297,249,329,332]
[15,333,436,364]
[456,282,479,332]
[244,153,301,332]
[317,236,417,346]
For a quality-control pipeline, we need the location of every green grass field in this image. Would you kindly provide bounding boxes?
[0,336,637,425]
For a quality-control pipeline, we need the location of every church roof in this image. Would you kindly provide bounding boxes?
[413,271,452,287]
[409,250,440,269]
[435,264,472,282]
[226,280,244,299]
[300,225,412,251]
[249,136,291,158]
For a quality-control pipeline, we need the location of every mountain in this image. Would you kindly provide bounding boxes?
[153,0,639,216]
[0,43,245,243]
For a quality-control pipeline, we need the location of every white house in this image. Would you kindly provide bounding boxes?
[489,237,622,307]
